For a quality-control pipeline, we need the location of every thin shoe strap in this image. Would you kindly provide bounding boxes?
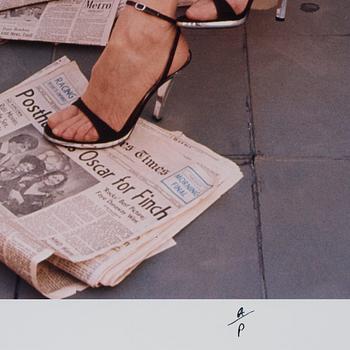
[73,98,118,141]
[126,1,177,25]
[159,27,181,82]
[213,0,237,19]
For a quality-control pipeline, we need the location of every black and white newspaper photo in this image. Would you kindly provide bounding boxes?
[0,124,98,217]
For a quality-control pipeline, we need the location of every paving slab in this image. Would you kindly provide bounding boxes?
[0,41,53,93]
[17,163,263,299]
[144,28,251,156]
[249,0,350,37]
[247,1,350,157]
[256,158,350,298]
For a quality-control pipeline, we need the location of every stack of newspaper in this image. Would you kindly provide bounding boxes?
[0,0,123,45]
[0,57,243,298]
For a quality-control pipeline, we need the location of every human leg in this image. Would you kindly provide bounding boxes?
[46,0,190,146]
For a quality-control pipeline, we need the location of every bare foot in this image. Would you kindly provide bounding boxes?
[186,0,249,21]
[47,7,190,143]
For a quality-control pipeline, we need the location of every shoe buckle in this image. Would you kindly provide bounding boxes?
[134,2,146,11]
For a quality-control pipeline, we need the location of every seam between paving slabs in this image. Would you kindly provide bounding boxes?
[244,24,268,299]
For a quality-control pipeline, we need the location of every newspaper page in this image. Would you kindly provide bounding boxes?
[0,58,242,298]
[0,57,90,298]
[0,0,120,45]
[0,58,170,297]
[0,1,55,12]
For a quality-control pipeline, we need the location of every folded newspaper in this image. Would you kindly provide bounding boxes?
[0,0,191,46]
[0,0,191,12]
[0,0,122,46]
[0,0,54,12]
[0,57,243,298]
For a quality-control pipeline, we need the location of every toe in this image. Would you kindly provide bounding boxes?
[60,118,86,140]
[83,126,99,142]
[185,6,197,19]
[51,114,82,138]
[48,105,79,129]
[74,118,96,142]
[185,0,217,21]
[185,0,204,18]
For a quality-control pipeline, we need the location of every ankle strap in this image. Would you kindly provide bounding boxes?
[126,1,177,25]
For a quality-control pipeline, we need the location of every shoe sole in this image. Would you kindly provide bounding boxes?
[43,128,134,150]
[177,16,247,29]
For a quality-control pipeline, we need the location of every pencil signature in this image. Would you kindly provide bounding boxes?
[227,307,255,338]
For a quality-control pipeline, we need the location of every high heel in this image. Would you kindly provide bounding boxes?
[44,0,191,149]
[275,0,288,21]
[152,47,191,121]
[153,76,176,121]
[177,0,254,29]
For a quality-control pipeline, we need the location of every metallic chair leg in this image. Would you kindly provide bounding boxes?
[152,76,176,121]
[276,0,288,21]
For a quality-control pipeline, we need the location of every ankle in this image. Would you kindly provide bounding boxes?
[111,7,175,48]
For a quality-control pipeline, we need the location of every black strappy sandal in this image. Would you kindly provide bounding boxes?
[177,0,254,29]
[44,0,191,149]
